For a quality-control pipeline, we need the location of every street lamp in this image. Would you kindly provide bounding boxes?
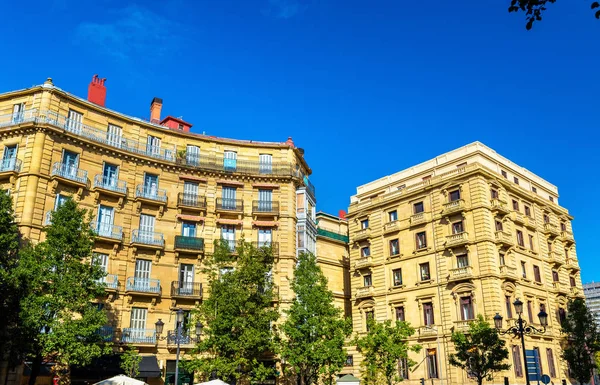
[424,326,444,385]
[494,299,548,385]
[155,309,203,385]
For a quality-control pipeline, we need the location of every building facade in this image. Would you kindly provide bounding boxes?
[583,282,600,329]
[0,77,314,385]
[346,142,583,385]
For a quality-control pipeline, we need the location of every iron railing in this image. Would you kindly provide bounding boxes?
[0,109,38,128]
[135,185,167,202]
[93,175,127,194]
[216,198,243,212]
[121,328,156,344]
[94,221,123,240]
[252,200,279,214]
[166,330,195,346]
[125,277,161,293]
[97,274,119,290]
[170,281,202,297]
[51,162,87,184]
[174,235,204,251]
[131,230,164,247]
[251,242,279,256]
[177,193,206,208]
[317,228,349,243]
[0,158,22,173]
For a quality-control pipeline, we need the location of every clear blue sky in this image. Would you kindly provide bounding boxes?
[1,0,598,282]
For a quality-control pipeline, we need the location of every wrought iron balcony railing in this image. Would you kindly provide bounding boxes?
[251,242,279,256]
[252,200,279,215]
[177,193,207,209]
[0,158,22,173]
[97,273,119,290]
[216,198,243,212]
[93,175,127,195]
[174,235,204,251]
[125,277,161,294]
[166,330,195,346]
[170,281,202,297]
[131,230,164,247]
[51,162,87,185]
[135,185,167,202]
[94,221,123,240]
[121,328,156,344]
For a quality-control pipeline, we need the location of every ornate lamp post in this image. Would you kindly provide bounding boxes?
[155,309,203,385]
[493,299,548,385]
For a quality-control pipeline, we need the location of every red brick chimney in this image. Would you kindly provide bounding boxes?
[87,74,107,106]
[150,97,163,123]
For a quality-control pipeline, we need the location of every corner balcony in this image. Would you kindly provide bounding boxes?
[215,198,244,214]
[445,232,469,247]
[410,212,428,227]
[525,216,537,229]
[174,235,204,252]
[125,277,161,296]
[170,281,203,299]
[490,199,510,214]
[354,256,373,270]
[94,221,123,242]
[252,241,280,256]
[499,265,517,280]
[355,286,374,299]
[0,158,22,178]
[448,266,473,282]
[510,211,525,225]
[252,200,280,216]
[548,251,564,265]
[353,228,371,243]
[121,328,156,345]
[442,199,466,215]
[495,231,514,247]
[177,193,207,212]
[134,185,167,205]
[97,274,119,291]
[131,230,164,249]
[543,223,560,237]
[93,175,127,197]
[51,162,87,187]
[166,331,197,347]
[552,282,569,295]
[560,231,575,244]
[383,220,400,234]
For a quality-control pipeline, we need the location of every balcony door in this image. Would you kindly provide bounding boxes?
[258,189,272,212]
[179,264,194,294]
[94,253,109,283]
[62,150,79,177]
[103,163,118,187]
[67,110,83,134]
[259,154,272,174]
[54,194,68,210]
[146,135,161,156]
[97,205,114,237]
[222,187,237,210]
[221,225,235,251]
[12,103,24,123]
[139,214,155,243]
[224,150,237,171]
[258,228,272,247]
[144,173,158,196]
[107,124,122,147]
[134,259,152,291]
[2,145,17,170]
[186,145,200,166]
[129,307,147,340]
[182,222,196,237]
[183,182,199,206]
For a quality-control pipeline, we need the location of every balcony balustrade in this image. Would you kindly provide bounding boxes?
[383,220,400,233]
[355,286,374,299]
[252,241,280,256]
[561,231,575,243]
[131,230,164,248]
[548,251,564,265]
[446,232,469,247]
[419,326,438,337]
[170,281,203,298]
[125,277,161,294]
[135,185,167,203]
[252,200,279,215]
[97,274,119,291]
[51,162,87,185]
[490,199,510,214]
[443,199,465,215]
[448,265,473,281]
[0,158,21,173]
[94,221,123,241]
[525,216,537,229]
[353,228,371,242]
[543,223,560,237]
[410,212,427,226]
[499,265,517,280]
[174,235,204,251]
[216,198,243,213]
[566,258,580,271]
[495,231,514,246]
[177,193,206,210]
[453,320,472,332]
[121,328,156,344]
[93,175,127,195]
[510,211,525,224]
[0,109,37,127]
[354,256,373,270]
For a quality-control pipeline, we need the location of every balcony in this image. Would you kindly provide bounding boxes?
[418,326,438,337]
[354,256,373,270]
[525,216,537,229]
[570,287,580,296]
[495,231,514,247]
[548,251,564,265]
[499,265,517,280]
[121,328,156,345]
[177,193,207,211]
[94,222,123,242]
[443,199,466,215]
[51,162,87,187]
[170,281,203,299]
[131,230,164,249]
[93,175,127,197]
[355,286,374,299]
[219,239,241,253]
[383,220,400,234]
[560,231,575,244]
[135,185,167,204]
[0,109,37,127]
[125,277,161,295]
[445,232,469,247]
[410,212,427,226]
[453,320,472,333]
[552,282,569,295]
[448,266,473,282]
[252,242,280,256]
[97,326,114,342]
[174,235,204,252]
[543,223,560,237]
[490,199,510,214]
[0,158,22,177]
[565,258,580,271]
[252,200,279,216]
[215,198,244,213]
[353,228,371,243]
[166,331,196,347]
[98,274,119,291]
[510,211,525,225]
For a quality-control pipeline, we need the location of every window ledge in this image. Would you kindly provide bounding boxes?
[416,279,434,286]
[390,284,406,291]
[387,253,403,260]
[414,247,431,254]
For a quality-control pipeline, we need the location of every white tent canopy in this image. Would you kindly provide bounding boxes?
[194,379,229,385]
[93,375,148,385]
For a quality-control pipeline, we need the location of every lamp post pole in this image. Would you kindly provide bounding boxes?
[174,308,183,385]
[425,325,444,385]
[494,299,548,385]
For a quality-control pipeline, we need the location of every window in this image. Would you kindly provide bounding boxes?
[512,200,519,210]
[93,253,109,283]
[416,232,427,250]
[12,103,25,123]
[395,306,405,321]
[533,265,541,283]
[67,109,83,133]
[178,123,184,130]
[543,214,550,223]
[389,210,398,222]
[182,221,196,237]
[521,261,527,279]
[516,230,524,247]
[365,310,374,331]
[55,194,68,210]
[221,225,236,251]
[398,357,409,379]
[423,302,434,325]
[560,222,567,231]
[186,145,200,166]
[389,239,399,256]
[345,356,353,367]
[222,186,237,210]
[547,241,553,252]
[413,201,424,213]
[363,274,372,287]
[524,205,531,217]
[529,234,535,251]
[499,253,506,266]
[361,219,369,229]
[491,188,499,199]
[449,189,461,202]
[457,254,469,268]
[138,214,155,240]
[420,263,431,281]
[512,346,523,377]
[549,196,554,203]
[392,269,403,287]
[129,307,148,337]
[558,308,567,323]
[258,189,273,212]
[527,300,533,323]
[460,297,474,320]
[546,349,557,377]
[533,347,543,376]
[182,181,199,206]
[146,135,161,155]
[569,276,576,287]
[219,266,234,277]
[361,246,370,258]
[514,176,519,185]
[532,186,537,193]
[495,220,504,231]
[1,145,17,171]
[143,173,159,196]
[506,296,513,318]
[259,154,272,174]
[426,349,438,379]
[501,170,508,178]
[96,205,115,237]
[452,221,464,234]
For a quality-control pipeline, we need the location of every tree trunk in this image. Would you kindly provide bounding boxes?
[27,355,42,385]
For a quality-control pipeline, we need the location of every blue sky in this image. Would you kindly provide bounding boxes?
[1,0,598,281]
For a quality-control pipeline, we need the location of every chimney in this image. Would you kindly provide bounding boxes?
[87,74,107,107]
[150,97,163,123]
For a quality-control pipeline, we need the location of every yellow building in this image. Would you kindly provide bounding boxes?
[346,142,583,385]
[0,77,316,385]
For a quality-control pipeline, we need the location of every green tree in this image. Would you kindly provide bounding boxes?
[561,298,600,385]
[280,252,351,385]
[186,240,279,383]
[449,315,510,385]
[18,198,110,385]
[353,318,420,385]
[508,1,600,30]
[120,346,142,378]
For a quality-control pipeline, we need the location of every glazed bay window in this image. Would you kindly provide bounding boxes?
[416,231,427,250]
[361,246,370,258]
[449,189,460,202]
[392,268,403,287]
[419,262,431,281]
[395,306,405,321]
[389,239,399,256]
[452,220,464,234]
[363,274,372,287]
[413,201,424,214]
[423,302,434,326]
[460,297,474,320]
[516,230,524,247]
[389,210,398,222]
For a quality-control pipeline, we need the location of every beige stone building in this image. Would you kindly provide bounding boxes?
[346,142,583,385]
[0,77,316,385]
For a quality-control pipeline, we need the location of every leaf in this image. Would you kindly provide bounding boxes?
[592,2,600,9]
[596,9,600,18]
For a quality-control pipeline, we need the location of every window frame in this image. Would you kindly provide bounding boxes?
[419,262,431,281]
[392,268,403,287]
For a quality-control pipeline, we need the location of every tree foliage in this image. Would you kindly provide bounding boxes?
[449,315,510,385]
[560,298,600,385]
[508,1,600,30]
[280,252,351,385]
[120,346,142,378]
[353,319,420,385]
[186,240,279,383]
[17,198,110,384]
